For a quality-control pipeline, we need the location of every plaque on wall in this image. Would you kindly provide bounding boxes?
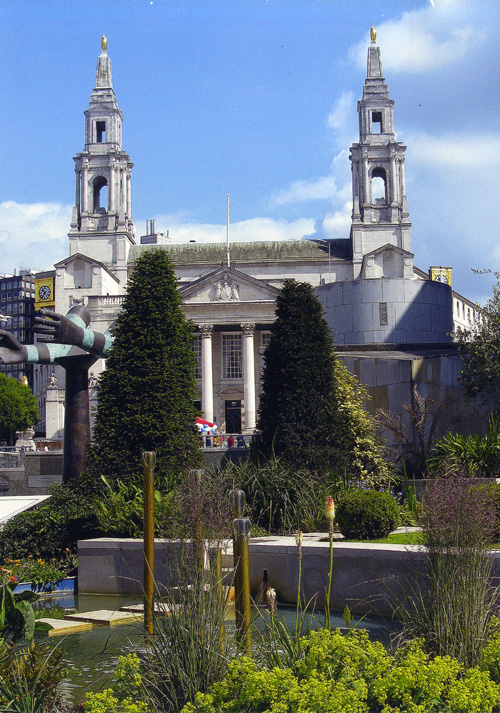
[0,476,9,492]
[28,474,63,489]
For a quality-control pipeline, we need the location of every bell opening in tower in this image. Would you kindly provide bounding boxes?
[96,120,106,143]
[371,111,382,133]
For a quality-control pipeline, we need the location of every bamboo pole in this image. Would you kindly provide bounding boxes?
[143,451,155,641]
[230,489,252,655]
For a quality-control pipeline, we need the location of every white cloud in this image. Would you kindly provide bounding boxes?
[138,215,316,244]
[349,1,482,74]
[407,132,500,169]
[269,176,339,207]
[322,204,352,239]
[327,91,357,150]
[0,201,70,274]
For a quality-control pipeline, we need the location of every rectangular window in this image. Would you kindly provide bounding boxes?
[372,111,382,133]
[192,336,202,379]
[222,334,242,380]
[260,331,272,373]
[96,121,106,143]
[379,302,388,326]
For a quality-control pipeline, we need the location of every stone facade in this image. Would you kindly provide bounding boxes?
[43,37,484,440]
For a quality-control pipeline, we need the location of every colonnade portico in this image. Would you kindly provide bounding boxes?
[197,322,258,433]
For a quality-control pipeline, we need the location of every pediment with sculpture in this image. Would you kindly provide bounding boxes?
[179,266,280,305]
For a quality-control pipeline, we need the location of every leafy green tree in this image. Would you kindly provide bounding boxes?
[0,374,38,445]
[457,275,500,416]
[85,249,202,489]
[256,279,389,483]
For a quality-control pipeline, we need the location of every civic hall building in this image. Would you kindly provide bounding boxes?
[41,35,481,440]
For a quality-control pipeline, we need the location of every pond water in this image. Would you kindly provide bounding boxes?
[34,593,399,705]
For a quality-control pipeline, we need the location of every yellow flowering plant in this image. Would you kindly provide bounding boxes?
[4,549,77,590]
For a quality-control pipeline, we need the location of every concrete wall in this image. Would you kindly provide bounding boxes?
[339,349,488,438]
[0,453,62,495]
[317,278,453,346]
[78,535,500,615]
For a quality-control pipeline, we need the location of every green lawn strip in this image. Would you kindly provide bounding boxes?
[341,532,423,545]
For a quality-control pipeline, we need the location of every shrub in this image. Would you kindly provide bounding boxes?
[397,476,498,668]
[0,483,99,561]
[0,640,67,712]
[140,546,236,713]
[336,488,400,539]
[427,417,500,478]
[84,653,147,713]
[93,476,175,538]
[182,630,500,713]
[225,459,328,534]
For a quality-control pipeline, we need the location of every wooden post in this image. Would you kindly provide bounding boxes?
[143,451,155,641]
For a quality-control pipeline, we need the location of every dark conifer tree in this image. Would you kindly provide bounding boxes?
[257,279,389,480]
[85,249,202,488]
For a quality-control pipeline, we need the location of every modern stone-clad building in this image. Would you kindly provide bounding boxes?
[44,35,482,439]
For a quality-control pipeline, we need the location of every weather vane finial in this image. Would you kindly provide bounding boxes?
[370,26,376,44]
[101,35,107,52]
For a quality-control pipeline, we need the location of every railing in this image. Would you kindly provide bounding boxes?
[87,295,126,308]
[199,433,250,450]
[0,451,25,469]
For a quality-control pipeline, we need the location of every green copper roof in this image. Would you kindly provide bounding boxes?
[129,239,351,265]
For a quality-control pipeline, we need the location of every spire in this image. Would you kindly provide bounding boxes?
[69,37,135,281]
[93,36,115,98]
[348,31,412,276]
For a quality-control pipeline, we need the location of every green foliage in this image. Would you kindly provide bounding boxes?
[93,476,174,538]
[0,374,38,445]
[397,476,498,668]
[457,275,500,416]
[84,654,147,713]
[0,640,67,712]
[336,488,400,540]
[376,386,449,477]
[427,416,500,478]
[256,279,390,483]
[0,482,99,561]
[85,249,202,489]
[4,551,76,590]
[182,630,500,713]
[141,552,236,713]
[225,459,328,534]
[0,578,37,643]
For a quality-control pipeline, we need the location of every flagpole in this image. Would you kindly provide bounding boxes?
[226,194,230,268]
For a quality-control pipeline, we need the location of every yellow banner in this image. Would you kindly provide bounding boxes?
[34,277,55,311]
[429,267,452,289]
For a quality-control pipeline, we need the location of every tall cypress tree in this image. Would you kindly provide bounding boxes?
[85,249,202,488]
[257,279,389,481]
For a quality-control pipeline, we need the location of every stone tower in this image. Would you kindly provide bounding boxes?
[349,31,412,279]
[68,36,135,285]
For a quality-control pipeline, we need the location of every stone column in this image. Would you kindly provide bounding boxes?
[241,323,256,432]
[126,172,132,217]
[75,169,81,213]
[200,325,214,423]
[82,162,89,213]
[109,163,115,213]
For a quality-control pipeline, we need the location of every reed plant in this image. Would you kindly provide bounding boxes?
[140,548,235,713]
[396,475,499,668]
[226,458,328,534]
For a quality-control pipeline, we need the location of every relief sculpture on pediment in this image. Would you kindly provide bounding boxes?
[212,272,239,301]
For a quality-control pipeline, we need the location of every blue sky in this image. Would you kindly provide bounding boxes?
[1,0,499,303]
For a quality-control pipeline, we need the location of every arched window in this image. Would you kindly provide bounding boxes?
[371,167,387,204]
[93,176,108,213]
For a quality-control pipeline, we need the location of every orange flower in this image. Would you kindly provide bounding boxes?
[8,576,17,583]
[325,496,335,523]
